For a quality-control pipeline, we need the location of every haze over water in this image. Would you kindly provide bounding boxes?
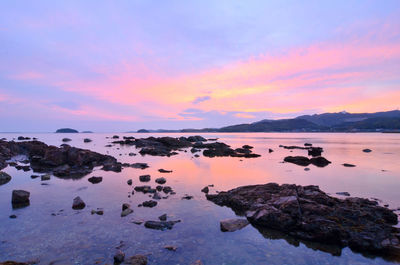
[1,132,399,264]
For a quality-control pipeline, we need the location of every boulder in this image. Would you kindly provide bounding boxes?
[155,177,166,184]
[0,171,11,185]
[72,196,85,210]
[121,208,133,217]
[113,250,125,263]
[11,190,30,208]
[201,186,209,193]
[88,176,102,184]
[220,218,249,232]
[124,255,147,265]
[139,175,151,182]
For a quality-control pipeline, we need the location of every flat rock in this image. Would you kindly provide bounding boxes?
[144,220,181,230]
[343,163,356,167]
[121,208,133,217]
[207,183,400,257]
[336,192,350,196]
[158,169,172,173]
[88,176,102,184]
[363,149,372,153]
[220,218,249,232]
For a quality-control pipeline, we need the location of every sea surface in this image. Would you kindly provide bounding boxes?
[0,132,400,265]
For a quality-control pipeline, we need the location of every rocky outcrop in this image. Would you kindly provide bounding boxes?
[207,183,400,257]
[0,140,122,178]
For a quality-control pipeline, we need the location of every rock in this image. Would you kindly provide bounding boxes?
[144,220,181,230]
[134,185,152,193]
[130,163,149,169]
[56,128,78,133]
[162,186,173,194]
[152,192,162,200]
[268,149,274,153]
[304,143,312,146]
[40,174,51,181]
[72,196,85,210]
[284,156,331,167]
[11,190,30,208]
[304,168,310,171]
[0,171,11,185]
[336,192,350,196]
[201,186,209,193]
[83,138,92,143]
[9,215,17,219]
[124,255,147,265]
[155,177,166,184]
[242,145,253,149]
[139,175,151,182]
[127,179,133,185]
[158,169,172,173]
[164,245,177,251]
[62,138,71,142]
[159,214,167,221]
[310,157,331,167]
[142,200,157,208]
[206,183,400,257]
[113,250,125,263]
[91,209,104,215]
[308,147,323,157]
[342,163,356,167]
[156,185,163,191]
[88,176,102,184]
[122,203,131,211]
[121,208,133,217]
[15,165,30,171]
[220,218,249,232]
[182,194,193,200]
[363,149,372,153]
[30,175,39,179]
[190,260,204,265]
[112,135,119,139]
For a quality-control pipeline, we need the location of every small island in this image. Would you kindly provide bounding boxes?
[55,128,79,133]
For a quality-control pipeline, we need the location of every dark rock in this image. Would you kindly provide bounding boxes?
[127,179,133,185]
[91,209,104,215]
[128,153,136,156]
[124,255,147,265]
[220,218,249,232]
[112,135,119,139]
[30,175,38,179]
[207,183,400,257]
[17,136,30,141]
[113,250,125,263]
[268,149,274,153]
[15,165,30,171]
[187,135,207,142]
[310,157,331,167]
[155,177,166,184]
[56,128,78,133]
[152,192,162,200]
[130,163,149,169]
[88,176,102,184]
[122,203,130,211]
[9,215,17,219]
[158,169,172,173]
[159,214,167,221]
[304,143,312,146]
[62,138,71,142]
[134,185,152,193]
[0,171,11,185]
[83,138,92,143]
[162,186,173,194]
[72,196,85,210]
[144,220,181,230]
[11,190,30,208]
[343,163,356,167]
[156,185,163,191]
[201,186,209,193]
[190,148,200,153]
[284,156,310,166]
[142,200,157,208]
[242,145,253,149]
[308,147,323,157]
[139,175,151,182]
[363,149,372,153]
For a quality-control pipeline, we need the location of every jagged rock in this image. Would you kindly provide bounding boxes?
[122,203,131,211]
[88,176,102,184]
[11,190,30,208]
[0,171,11,185]
[201,186,209,193]
[139,175,150,182]
[72,196,85,210]
[155,177,166,184]
[207,183,400,257]
[220,218,249,232]
[159,214,167,221]
[144,220,181,230]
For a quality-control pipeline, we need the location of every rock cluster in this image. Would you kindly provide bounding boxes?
[207,183,400,257]
[284,156,331,167]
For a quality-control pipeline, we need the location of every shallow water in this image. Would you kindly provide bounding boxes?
[0,132,399,265]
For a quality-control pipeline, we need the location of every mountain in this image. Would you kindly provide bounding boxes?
[219,119,325,132]
[296,110,400,127]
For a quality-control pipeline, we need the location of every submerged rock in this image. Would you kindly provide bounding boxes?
[11,190,30,208]
[0,171,11,185]
[207,183,400,257]
[144,220,181,230]
[130,163,149,169]
[220,218,249,232]
[72,196,85,210]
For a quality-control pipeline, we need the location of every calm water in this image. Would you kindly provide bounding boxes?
[0,133,400,265]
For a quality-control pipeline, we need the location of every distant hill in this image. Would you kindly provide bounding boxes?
[55,128,78,133]
[132,110,400,133]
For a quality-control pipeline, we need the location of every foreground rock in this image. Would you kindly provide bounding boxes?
[284,156,331,167]
[220,218,249,232]
[0,171,11,185]
[124,255,147,265]
[88,176,102,184]
[207,183,400,257]
[0,140,122,177]
[12,190,30,208]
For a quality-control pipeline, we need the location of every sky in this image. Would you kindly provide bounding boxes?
[0,0,400,132]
